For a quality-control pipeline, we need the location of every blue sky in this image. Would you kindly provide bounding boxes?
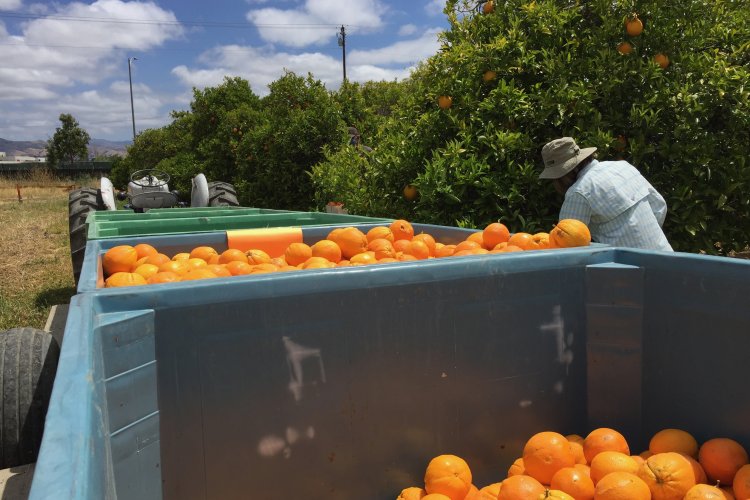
[0,0,449,142]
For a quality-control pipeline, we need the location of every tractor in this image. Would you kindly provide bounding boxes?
[68,168,239,284]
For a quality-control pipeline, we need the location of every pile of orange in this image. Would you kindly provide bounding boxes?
[101,218,591,288]
[398,428,749,500]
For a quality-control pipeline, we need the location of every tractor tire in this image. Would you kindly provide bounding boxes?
[207,181,239,207]
[69,188,104,286]
[0,328,60,469]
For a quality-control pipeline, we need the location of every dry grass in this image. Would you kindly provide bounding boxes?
[0,173,98,330]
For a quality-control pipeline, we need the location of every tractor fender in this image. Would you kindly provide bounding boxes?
[99,177,116,210]
[191,173,209,208]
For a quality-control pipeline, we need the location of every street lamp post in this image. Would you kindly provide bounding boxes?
[128,57,138,142]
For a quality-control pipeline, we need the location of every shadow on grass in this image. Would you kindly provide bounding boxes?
[34,286,76,308]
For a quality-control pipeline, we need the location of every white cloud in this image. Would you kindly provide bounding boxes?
[0,0,22,11]
[348,28,441,66]
[425,0,445,16]
[398,24,418,36]
[247,0,387,47]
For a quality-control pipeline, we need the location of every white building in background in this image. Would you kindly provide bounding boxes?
[0,154,46,163]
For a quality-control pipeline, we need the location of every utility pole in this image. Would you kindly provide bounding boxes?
[128,57,137,142]
[337,25,347,84]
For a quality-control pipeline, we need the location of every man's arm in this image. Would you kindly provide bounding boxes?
[559,192,592,225]
[646,186,668,227]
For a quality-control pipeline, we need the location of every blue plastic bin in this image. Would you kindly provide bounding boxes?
[31,247,750,499]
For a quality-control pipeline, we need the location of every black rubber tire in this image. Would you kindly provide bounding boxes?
[207,181,239,207]
[68,188,104,285]
[0,328,60,469]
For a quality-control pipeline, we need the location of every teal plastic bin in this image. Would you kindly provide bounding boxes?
[31,248,750,499]
[86,211,392,240]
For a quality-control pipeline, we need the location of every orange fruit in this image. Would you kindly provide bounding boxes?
[185,258,208,271]
[390,219,415,241]
[463,484,479,499]
[133,263,160,280]
[650,429,699,458]
[476,482,501,499]
[590,451,639,485]
[349,251,377,265]
[205,264,232,278]
[541,490,574,499]
[482,222,510,248]
[654,53,670,69]
[532,232,550,250]
[637,452,696,499]
[508,232,538,250]
[699,438,749,486]
[684,483,727,499]
[423,454,472,500]
[278,265,299,272]
[617,41,633,55]
[225,260,254,276]
[218,248,248,264]
[575,463,592,477]
[376,257,399,264]
[733,464,750,499]
[567,434,585,445]
[497,474,545,500]
[189,246,218,262]
[147,271,181,284]
[366,225,394,243]
[251,263,279,274]
[569,440,587,464]
[104,271,147,288]
[549,219,591,248]
[423,495,451,500]
[403,185,419,201]
[368,238,396,259]
[454,240,481,253]
[467,232,484,247]
[583,428,630,463]
[397,486,427,499]
[412,233,437,256]
[594,471,650,500]
[158,260,189,275]
[625,15,644,36]
[311,239,342,263]
[405,239,430,260]
[398,252,418,261]
[181,268,218,281]
[550,466,595,500]
[102,245,138,276]
[393,239,412,253]
[640,450,653,460]
[500,245,523,253]
[337,259,351,267]
[284,242,313,266]
[523,431,576,484]
[133,243,158,259]
[438,95,452,110]
[507,457,525,477]
[435,244,456,257]
[680,453,708,484]
[334,227,369,259]
[246,249,272,265]
[144,252,171,267]
[302,256,335,269]
[327,227,346,242]
[172,252,190,261]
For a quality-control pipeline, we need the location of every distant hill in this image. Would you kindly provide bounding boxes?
[0,138,131,158]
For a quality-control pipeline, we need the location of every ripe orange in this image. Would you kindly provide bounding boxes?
[205,264,232,278]
[335,227,369,259]
[625,15,644,36]
[733,464,750,499]
[181,268,218,281]
[393,239,412,253]
[189,246,218,262]
[390,219,415,241]
[327,227,346,242]
[569,440,587,464]
[617,41,633,55]
[550,466,595,500]
[185,258,208,271]
[102,245,138,276]
[549,219,591,248]
[680,453,707,484]
[284,242,313,266]
[349,251,377,265]
[405,240,430,260]
[507,457,524,477]
[567,434,585,445]
[422,495,450,500]
[398,252,418,261]
[412,233,437,256]
[594,471,650,500]
[532,232,550,250]
[368,238,396,259]
[523,431,576,484]
[482,223,510,248]
[311,239,342,263]
[158,260,189,275]
[366,225,394,243]
[482,1,494,15]
[104,271,147,288]
[500,245,523,253]
[463,484,479,499]
[143,252,171,267]
[541,490,574,499]
[423,454,472,499]
[467,232,484,247]
[583,428,630,463]
[684,483,727,499]
[496,474,545,500]
[133,263,160,280]
[438,95,453,110]
[508,232,538,250]
[246,249,272,265]
[590,451,639,485]
[699,438,749,486]
[397,486,427,499]
[403,185,419,201]
[454,240,481,253]
[251,263,279,274]
[654,53,670,69]
[482,70,497,82]
[435,244,456,257]
[218,248,248,264]
[302,256,335,269]
[637,452,696,499]
[147,271,181,284]
[224,260,254,276]
[476,482,501,499]
[133,243,158,259]
[172,252,190,261]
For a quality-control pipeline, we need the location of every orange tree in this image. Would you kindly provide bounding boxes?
[312,0,750,252]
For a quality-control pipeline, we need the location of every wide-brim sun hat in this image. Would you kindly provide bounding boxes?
[539,137,597,179]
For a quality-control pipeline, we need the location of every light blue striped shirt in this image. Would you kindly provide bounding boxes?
[559,160,673,251]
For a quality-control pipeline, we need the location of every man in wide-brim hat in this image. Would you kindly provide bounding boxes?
[540,137,673,251]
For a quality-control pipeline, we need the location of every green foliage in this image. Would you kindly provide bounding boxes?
[46,114,90,168]
[312,0,750,253]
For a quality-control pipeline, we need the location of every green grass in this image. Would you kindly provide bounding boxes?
[0,174,95,331]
